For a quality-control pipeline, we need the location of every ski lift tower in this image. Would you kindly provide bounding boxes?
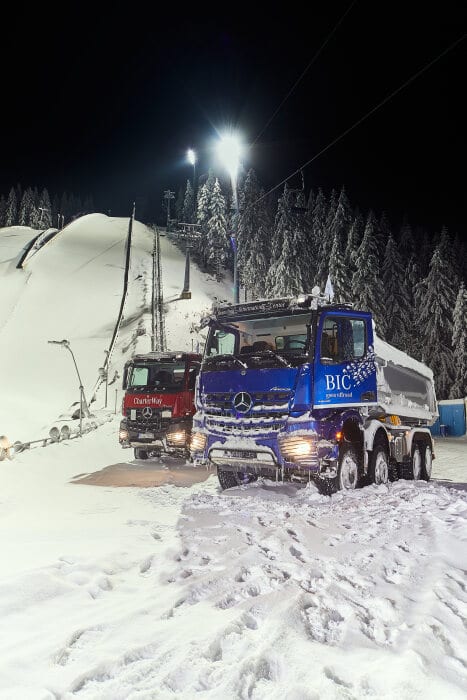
[163,190,175,231]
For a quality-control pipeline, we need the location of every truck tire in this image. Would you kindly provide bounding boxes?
[134,448,148,460]
[407,443,422,480]
[217,468,256,490]
[421,443,433,481]
[337,443,360,491]
[368,441,389,485]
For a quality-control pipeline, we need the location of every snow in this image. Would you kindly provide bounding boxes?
[0,217,466,698]
[0,432,466,699]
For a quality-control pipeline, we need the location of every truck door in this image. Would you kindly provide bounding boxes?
[313,311,377,409]
[185,361,201,414]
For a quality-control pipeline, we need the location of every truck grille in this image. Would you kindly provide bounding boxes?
[203,391,291,417]
[125,408,171,431]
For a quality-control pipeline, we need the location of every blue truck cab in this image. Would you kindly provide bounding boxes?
[190,293,435,491]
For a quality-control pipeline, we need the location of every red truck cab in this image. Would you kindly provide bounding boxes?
[119,351,201,459]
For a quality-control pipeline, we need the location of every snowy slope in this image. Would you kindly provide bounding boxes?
[0,218,231,442]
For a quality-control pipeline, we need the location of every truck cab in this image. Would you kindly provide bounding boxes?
[190,293,436,491]
[119,351,201,459]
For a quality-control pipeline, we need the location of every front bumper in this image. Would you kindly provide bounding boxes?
[119,419,191,453]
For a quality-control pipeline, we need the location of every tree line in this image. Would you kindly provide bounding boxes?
[0,185,94,230]
[173,170,467,401]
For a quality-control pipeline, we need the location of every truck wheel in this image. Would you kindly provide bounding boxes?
[337,443,360,490]
[421,443,433,481]
[407,443,422,480]
[368,442,389,485]
[134,448,148,460]
[217,468,256,490]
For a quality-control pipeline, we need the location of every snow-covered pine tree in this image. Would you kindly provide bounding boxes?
[398,219,415,260]
[0,195,6,226]
[377,212,392,264]
[450,282,467,399]
[236,169,262,293]
[196,170,215,269]
[5,188,17,226]
[381,234,410,348]
[316,188,337,288]
[328,228,347,302]
[266,184,306,297]
[18,188,33,226]
[206,178,227,280]
[38,189,52,228]
[60,192,70,224]
[415,238,458,399]
[182,180,194,223]
[29,187,41,228]
[309,188,327,290]
[242,188,272,300]
[351,210,386,337]
[345,212,364,298]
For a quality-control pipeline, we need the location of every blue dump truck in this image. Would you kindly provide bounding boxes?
[190,292,438,492]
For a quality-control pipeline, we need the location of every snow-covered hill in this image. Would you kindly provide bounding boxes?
[0,217,230,442]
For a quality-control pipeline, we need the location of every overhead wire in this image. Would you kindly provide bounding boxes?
[252,0,357,145]
[248,31,467,211]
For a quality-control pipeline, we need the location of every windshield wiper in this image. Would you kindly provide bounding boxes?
[249,349,291,367]
[206,353,248,369]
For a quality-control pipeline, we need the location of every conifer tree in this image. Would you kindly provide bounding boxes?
[0,195,6,226]
[266,184,307,297]
[19,188,34,226]
[5,188,17,226]
[382,234,410,348]
[450,283,467,399]
[415,239,457,399]
[398,219,415,259]
[351,210,386,337]
[182,180,194,223]
[242,189,272,300]
[310,188,327,289]
[315,189,337,288]
[206,178,227,280]
[344,212,364,296]
[236,169,262,291]
[377,212,392,264]
[195,170,215,269]
[38,188,52,228]
[328,228,347,302]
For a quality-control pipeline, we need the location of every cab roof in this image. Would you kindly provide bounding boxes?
[125,352,201,365]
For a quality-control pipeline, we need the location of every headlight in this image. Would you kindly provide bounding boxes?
[190,432,207,452]
[279,434,316,464]
[166,430,187,446]
[162,409,172,418]
[119,429,129,441]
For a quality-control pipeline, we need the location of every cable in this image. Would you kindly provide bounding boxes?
[252,0,357,145]
[249,31,467,209]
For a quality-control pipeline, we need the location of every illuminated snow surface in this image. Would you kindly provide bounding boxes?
[0,218,466,699]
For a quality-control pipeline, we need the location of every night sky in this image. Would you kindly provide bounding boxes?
[3,2,466,238]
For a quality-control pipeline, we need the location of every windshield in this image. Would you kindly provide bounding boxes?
[127,362,186,392]
[205,313,310,368]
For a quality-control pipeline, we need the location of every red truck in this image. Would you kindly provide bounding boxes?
[119,352,201,459]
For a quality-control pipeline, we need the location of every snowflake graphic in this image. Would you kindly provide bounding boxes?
[342,346,376,387]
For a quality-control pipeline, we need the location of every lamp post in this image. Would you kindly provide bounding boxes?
[48,339,90,436]
[217,133,242,303]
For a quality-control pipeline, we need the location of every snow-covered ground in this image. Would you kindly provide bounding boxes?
[1,218,466,699]
[0,431,465,700]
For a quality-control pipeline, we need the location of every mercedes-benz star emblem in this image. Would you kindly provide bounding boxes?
[142,407,153,418]
[233,392,253,413]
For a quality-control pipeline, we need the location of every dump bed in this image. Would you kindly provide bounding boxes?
[374,336,438,424]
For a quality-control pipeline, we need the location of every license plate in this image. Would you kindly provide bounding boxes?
[138,432,154,439]
[224,450,257,459]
